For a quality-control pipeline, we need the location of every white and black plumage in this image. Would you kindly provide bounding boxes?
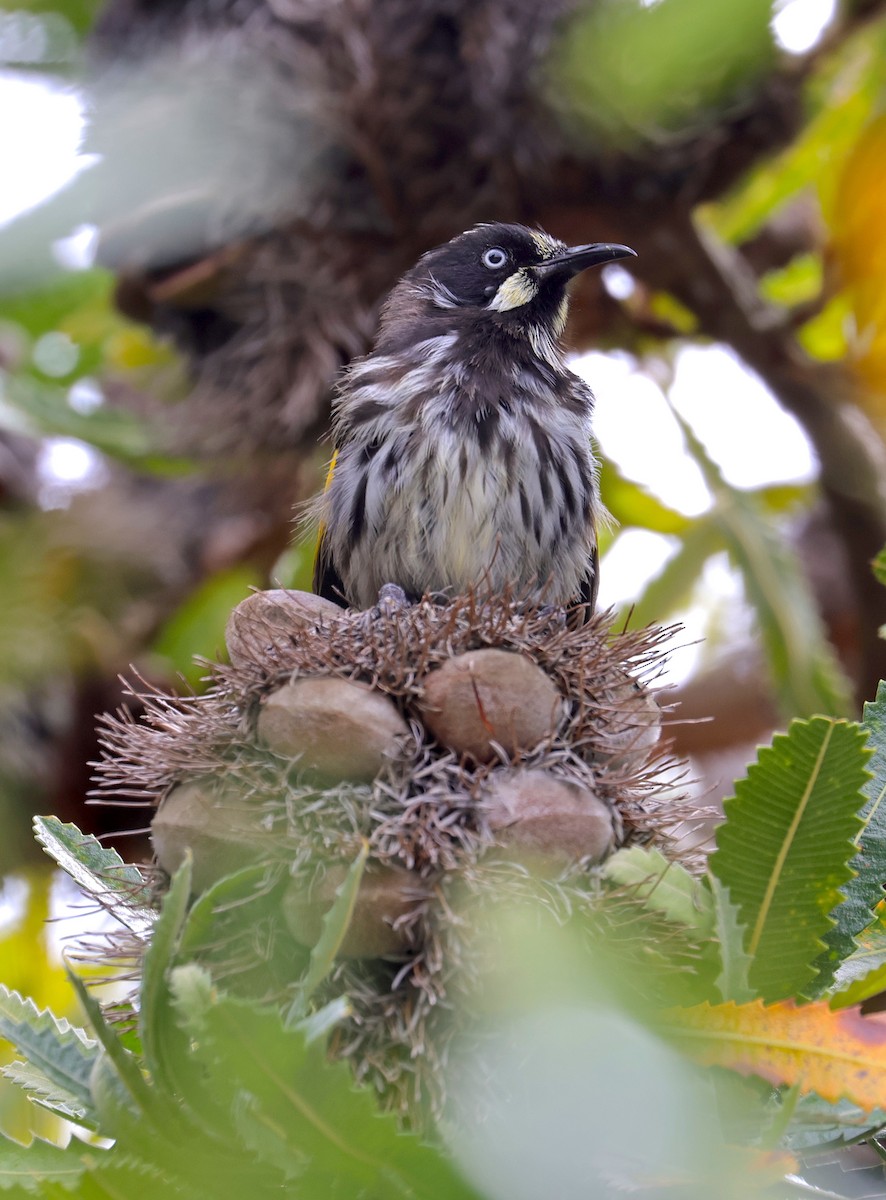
[313,222,635,614]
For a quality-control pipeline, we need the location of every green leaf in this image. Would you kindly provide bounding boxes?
[0,986,98,1127]
[759,254,823,310]
[671,406,852,718]
[708,877,754,1004]
[873,547,886,590]
[784,1094,886,1153]
[0,375,184,472]
[180,993,479,1198]
[0,1130,87,1193]
[1,1061,99,1131]
[33,818,153,929]
[599,460,692,535]
[64,971,158,1126]
[153,567,262,686]
[620,516,723,628]
[709,717,870,1001]
[288,842,369,1021]
[815,683,886,985]
[603,846,714,934]
[138,858,192,1097]
[556,0,773,146]
[703,40,882,243]
[829,927,886,1008]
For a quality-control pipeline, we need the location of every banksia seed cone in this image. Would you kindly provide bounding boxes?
[94,588,691,1118]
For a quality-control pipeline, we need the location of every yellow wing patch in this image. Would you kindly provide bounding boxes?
[313,449,338,580]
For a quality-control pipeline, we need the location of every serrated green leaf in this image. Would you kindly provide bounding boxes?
[830,946,886,1009]
[1,1062,98,1131]
[709,717,870,1001]
[620,517,723,628]
[603,846,714,934]
[671,407,852,718]
[32,818,152,931]
[0,1130,87,1193]
[74,1155,189,1200]
[784,1094,886,1153]
[816,684,886,986]
[184,993,480,1199]
[708,877,754,1004]
[0,986,98,1126]
[288,842,368,1021]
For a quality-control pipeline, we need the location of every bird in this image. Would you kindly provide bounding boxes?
[311,222,636,616]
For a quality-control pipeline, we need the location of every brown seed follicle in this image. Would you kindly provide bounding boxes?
[225,589,343,668]
[282,864,429,959]
[257,675,410,784]
[417,648,563,762]
[151,778,278,894]
[481,768,616,865]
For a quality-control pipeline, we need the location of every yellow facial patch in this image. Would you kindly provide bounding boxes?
[489,269,539,312]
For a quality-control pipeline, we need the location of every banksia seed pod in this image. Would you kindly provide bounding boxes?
[151,777,280,894]
[94,588,690,1120]
[257,676,410,784]
[225,588,341,668]
[282,864,431,959]
[418,648,564,762]
[480,768,617,866]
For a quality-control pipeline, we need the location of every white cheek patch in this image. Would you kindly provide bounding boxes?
[530,230,563,259]
[552,295,569,338]
[488,269,539,312]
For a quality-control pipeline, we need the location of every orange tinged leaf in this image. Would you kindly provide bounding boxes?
[666,1000,886,1113]
[831,116,886,407]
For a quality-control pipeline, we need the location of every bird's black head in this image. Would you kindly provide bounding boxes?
[378,223,636,352]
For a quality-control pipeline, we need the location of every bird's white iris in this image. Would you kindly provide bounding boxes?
[482,247,508,269]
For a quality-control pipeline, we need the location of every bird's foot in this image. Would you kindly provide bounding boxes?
[377,583,410,612]
[536,603,568,631]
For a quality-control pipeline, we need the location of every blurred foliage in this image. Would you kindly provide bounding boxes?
[0,0,102,56]
[556,0,774,144]
[1,690,886,1195]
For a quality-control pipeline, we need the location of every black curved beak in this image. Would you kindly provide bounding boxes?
[534,242,637,283]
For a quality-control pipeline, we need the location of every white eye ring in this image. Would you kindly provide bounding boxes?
[482,247,508,270]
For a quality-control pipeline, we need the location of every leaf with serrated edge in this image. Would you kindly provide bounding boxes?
[666,1000,886,1114]
[709,717,869,1001]
[33,817,153,934]
[1,1061,97,1129]
[0,1129,89,1190]
[818,684,886,984]
[708,878,754,1004]
[829,912,886,1008]
[784,1094,886,1152]
[604,845,714,933]
[0,985,98,1124]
